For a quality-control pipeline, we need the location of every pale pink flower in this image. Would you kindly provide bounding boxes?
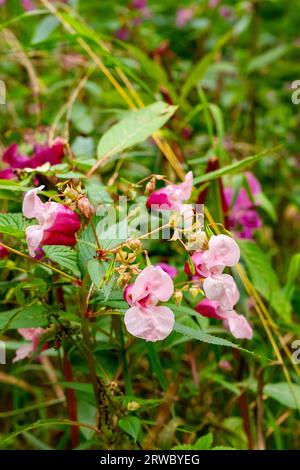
[124,265,175,342]
[203,273,240,310]
[13,328,45,362]
[223,310,253,340]
[185,234,240,277]
[23,186,81,257]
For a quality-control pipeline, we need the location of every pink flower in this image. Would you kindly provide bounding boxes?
[13,328,45,362]
[203,273,240,310]
[0,140,64,179]
[195,298,253,340]
[185,234,240,277]
[176,7,194,28]
[146,171,193,211]
[155,263,178,279]
[225,172,262,239]
[124,265,175,341]
[223,310,253,340]
[208,0,221,8]
[22,186,81,257]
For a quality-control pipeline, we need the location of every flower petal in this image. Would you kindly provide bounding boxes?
[124,305,175,341]
[203,274,240,310]
[131,265,174,304]
[22,186,45,219]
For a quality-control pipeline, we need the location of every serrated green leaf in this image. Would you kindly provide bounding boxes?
[0,304,48,332]
[43,245,81,277]
[0,213,26,239]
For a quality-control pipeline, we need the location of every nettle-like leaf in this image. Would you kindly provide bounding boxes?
[238,240,292,320]
[0,304,48,332]
[0,213,27,239]
[97,102,177,165]
[118,416,141,442]
[43,245,81,277]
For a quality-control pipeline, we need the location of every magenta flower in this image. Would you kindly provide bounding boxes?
[124,265,175,342]
[195,299,224,319]
[132,0,147,9]
[22,186,81,257]
[147,171,193,211]
[13,328,45,363]
[0,139,64,179]
[176,7,195,28]
[224,172,262,239]
[185,234,240,277]
[0,245,8,258]
[155,263,178,279]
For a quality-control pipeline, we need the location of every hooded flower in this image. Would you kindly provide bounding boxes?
[124,265,175,341]
[22,186,81,257]
[13,328,45,363]
[224,172,262,239]
[195,275,253,340]
[185,234,240,277]
[146,171,193,211]
[0,140,64,179]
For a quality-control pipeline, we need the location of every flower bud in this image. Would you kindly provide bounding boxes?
[145,177,156,196]
[117,272,132,288]
[77,196,94,219]
[173,290,183,305]
[127,401,140,411]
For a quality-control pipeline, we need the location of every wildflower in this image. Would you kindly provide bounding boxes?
[22,186,81,257]
[195,276,253,340]
[124,265,175,341]
[224,173,262,239]
[146,171,193,211]
[156,262,178,278]
[0,140,64,180]
[13,328,45,362]
[185,234,240,277]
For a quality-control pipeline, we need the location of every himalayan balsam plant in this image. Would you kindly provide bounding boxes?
[0,0,299,453]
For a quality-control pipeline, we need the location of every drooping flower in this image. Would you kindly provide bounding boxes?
[185,234,240,277]
[0,140,64,179]
[13,328,45,363]
[195,285,252,340]
[124,265,175,341]
[146,171,193,211]
[22,186,81,257]
[155,263,178,279]
[224,172,262,239]
[223,311,253,340]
